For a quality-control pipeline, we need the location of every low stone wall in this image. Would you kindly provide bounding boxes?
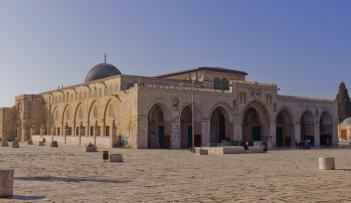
[96,137,111,148]
[32,135,51,144]
[32,135,111,148]
[66,136,80,145]
[81,136,94,146]
[196,146,267,155]
[53,136,65,144]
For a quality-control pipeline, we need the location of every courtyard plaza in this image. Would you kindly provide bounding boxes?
[1,144,351,202]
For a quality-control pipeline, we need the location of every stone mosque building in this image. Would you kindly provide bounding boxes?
[0,61,338,149]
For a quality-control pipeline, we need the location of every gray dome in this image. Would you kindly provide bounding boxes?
[85,63,121,82]
[342,117,351,125]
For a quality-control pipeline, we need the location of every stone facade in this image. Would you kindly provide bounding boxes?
[0,107,16,141]
[0,65,338,148]
[338,117,351,142]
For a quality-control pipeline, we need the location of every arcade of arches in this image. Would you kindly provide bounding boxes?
[145,101,336,149]
[2,64,337,149]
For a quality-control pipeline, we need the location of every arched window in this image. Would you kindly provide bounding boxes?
[214,78,221,89]
[221,78,229,90]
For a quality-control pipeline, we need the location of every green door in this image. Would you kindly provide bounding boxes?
[276,127,283,147]
[187,125,193,148]
[159,126,165,148]
[252,127,261,142]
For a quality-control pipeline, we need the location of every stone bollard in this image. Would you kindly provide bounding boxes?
[1,140,8,147]
[50,141,58,148]
[319,157,335,170]
[27,139,33,145]
[38,141,45,146]
[110,154,123,162]
[11,140,19,148]
[86,145,97,152]
[0,169,14,198]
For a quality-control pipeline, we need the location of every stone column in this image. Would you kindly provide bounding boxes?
[171,107,180,149]
[85,123,89,137]
[94,122,97,145]
[171,114,180,149]
[233,122,243,142]
[110,121,117,148]
[136,116,148,149]
[201,119,210,147]
[40,124,45,136]
[51,127,55,142]
[332,122,338,146]
[314,121,320,147]
[294,122,301,143]
[101,119,105,137]
[78,123,84,145]
[270,122,276,148]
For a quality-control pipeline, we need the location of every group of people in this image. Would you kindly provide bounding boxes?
[295,138,331,149]
[295,139,311,149]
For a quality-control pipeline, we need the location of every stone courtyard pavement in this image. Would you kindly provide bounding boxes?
[1,145,351,203]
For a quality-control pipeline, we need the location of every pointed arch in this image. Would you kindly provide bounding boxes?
[300,110,315,145]
[103,96,119,138]
[62,104,73,136]
[87,100,99,136]
[209,103,233,145]
[320,111,333,146]
[179,103,203,148]
[147,101,172,148]
[242,100,270,144]
[73,102,86,136]
[276,108,294,147]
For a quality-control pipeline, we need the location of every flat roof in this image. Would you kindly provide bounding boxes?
[157,67,248,78]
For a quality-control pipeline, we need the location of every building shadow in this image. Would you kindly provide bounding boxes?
[335,169,351,172]
[15,176,129,184]
[4,195,46,201]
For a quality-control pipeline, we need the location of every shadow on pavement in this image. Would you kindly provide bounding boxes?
[15,176,129,184]
[3,195,46,201]
[335,169,351,172]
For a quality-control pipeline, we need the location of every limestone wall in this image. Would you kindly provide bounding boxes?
[0,107,16,141]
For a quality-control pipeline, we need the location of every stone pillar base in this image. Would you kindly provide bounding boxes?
[319,157,335,170]
[0,169,14,197]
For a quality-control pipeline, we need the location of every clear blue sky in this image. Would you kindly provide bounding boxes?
[0,0,350,106]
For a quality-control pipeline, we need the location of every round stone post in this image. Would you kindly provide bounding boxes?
[319,157,335,170]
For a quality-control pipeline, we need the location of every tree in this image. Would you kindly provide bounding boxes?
[336,82,351,123]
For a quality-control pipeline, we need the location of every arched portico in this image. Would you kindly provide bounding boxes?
[300,111,314,145]
[320,111,333,146]
[276,109,293,147]
[74,103,86,137]
[147,102,172,148]
[209,106,232,146]
[242,101,270,145]
[88,101,100,137]
[179,104,202,148]
[62,105,73,136]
